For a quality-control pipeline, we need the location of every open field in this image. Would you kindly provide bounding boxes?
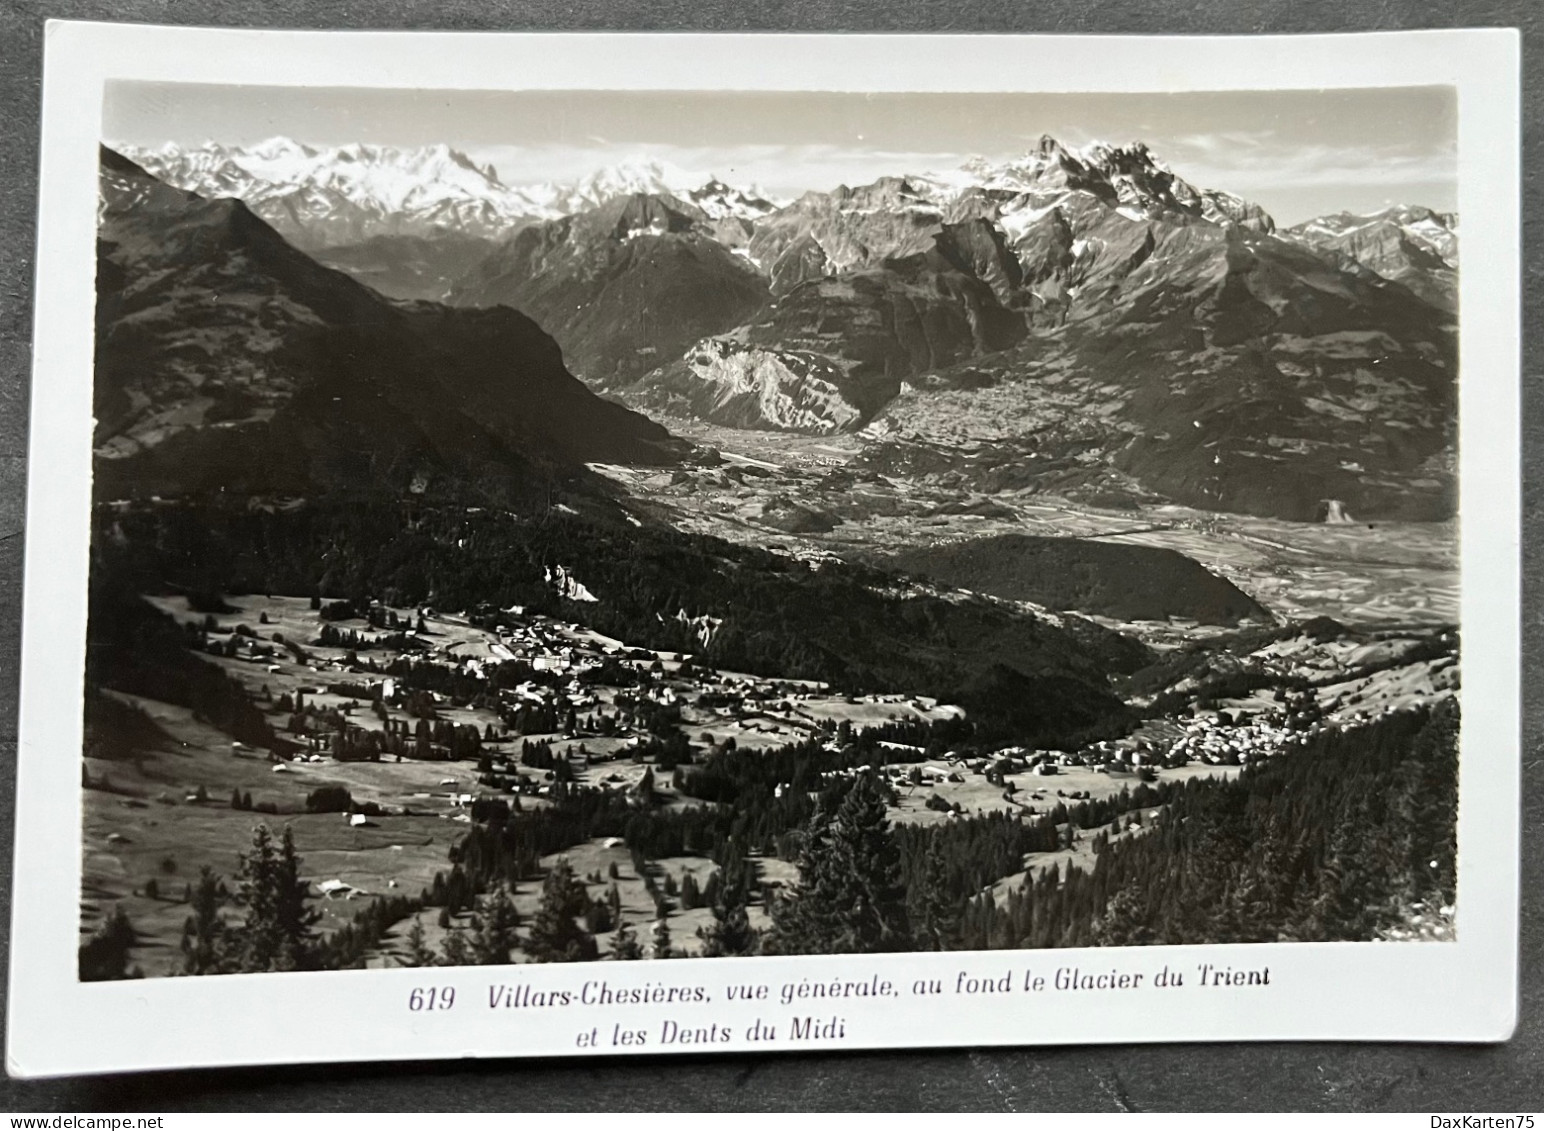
[594,418,1457,631]
[886,761,1241,827]
[84,592,966,972]
[85,565,1455,974]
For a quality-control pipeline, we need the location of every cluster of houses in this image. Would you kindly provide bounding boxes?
[202,593,1445,841]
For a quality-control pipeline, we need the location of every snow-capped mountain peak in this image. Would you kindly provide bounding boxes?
[115,138,780,245]
[116,137,537,246]
[1284,204,1458,309]
[686,176,779,221]
[245,135,317,162]
[920,136,1275,234]
[509,158,778,220]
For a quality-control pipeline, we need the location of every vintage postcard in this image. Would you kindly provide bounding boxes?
[7,22,1520,1076]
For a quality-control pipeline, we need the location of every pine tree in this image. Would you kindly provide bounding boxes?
[699,901,757,958]
[772,773,911,954]
[651,915,674,959]
[440,927,473,967]
[401,916,438,968]
[698,847,760,958]
[523,858,599,963]
[470,882,521,966]
[679,871,702,910]
[228,824,321,973]
[584,897,614,935]
[909,834,961,951]
[181,864,228,968]
[1091,885,1156,947]
[609,921,643,960]
[79,905,139,981]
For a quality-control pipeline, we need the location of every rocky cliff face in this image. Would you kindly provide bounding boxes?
[628,340,864,434]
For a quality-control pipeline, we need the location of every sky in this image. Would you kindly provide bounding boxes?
[103,83,1457,225]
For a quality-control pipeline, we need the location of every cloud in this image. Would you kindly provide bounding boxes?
[464,141,992,196]
[1161,133,1456,193]
[1170,130,1275,154]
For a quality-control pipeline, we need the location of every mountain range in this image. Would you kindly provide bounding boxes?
[1285,205,1459,312]
[119,142,766,250]
[94,146,682,505]
[103,134,1459,522]
[117,141,781,301]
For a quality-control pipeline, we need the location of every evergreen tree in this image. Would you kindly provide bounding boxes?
[470,882,521,966]
[180,866,229,974]
[440,927,473,967]
[772,773,911,954]
[228,824,322,973]
[1090,886,1157,948]
[523,857,599,963]
[909,834,962,951]
[651,915,674,959]
[401,916,438,968]
[609,921,643,960]
[698,847,760,958]
[584,897,614,935]
[79,905,139,981]
[698,901,757,959]
[679,870,701,910]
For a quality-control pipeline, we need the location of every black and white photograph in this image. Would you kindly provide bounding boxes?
[7,23,1521,1076]
[78,76,1469,976]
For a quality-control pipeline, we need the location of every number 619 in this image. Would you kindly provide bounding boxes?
[409,986,456,1011]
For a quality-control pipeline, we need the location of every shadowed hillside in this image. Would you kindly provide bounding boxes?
[95,147,684,505]
[884,533,1272,625]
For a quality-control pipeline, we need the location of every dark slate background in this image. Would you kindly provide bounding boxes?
[0,0,1537,1112]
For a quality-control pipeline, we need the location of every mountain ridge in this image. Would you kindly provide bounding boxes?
[589,154,1455,520]
[447,191,773,388]
[112,133,1458,523]
[94,146,685,505]
[117,139,780,247]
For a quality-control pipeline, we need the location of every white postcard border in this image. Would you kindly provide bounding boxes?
[7,22,1522,1077]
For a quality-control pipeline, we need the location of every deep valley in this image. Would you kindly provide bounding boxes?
[79,128,1462,978]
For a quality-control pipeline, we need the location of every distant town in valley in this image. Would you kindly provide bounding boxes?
[79,88,1460,978]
